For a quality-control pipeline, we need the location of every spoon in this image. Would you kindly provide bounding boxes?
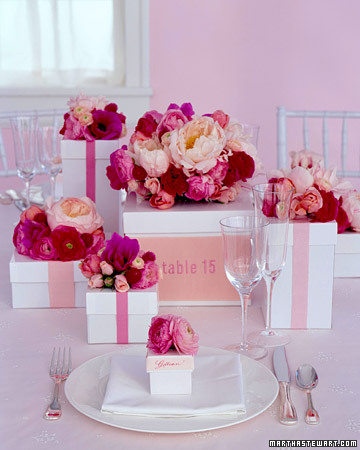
[296,364,320,425]
[0,192,13,205]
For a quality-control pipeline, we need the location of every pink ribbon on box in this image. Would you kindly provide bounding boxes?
[291,222,310,328]
[86,141,96,202]
[116,291,129,343]
[48,261,75,308]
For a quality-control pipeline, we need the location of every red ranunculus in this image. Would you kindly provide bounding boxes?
[51,226,87,261]
[132,165,147,181]
[223,151,255,186]
[161,165,189,197]
[313,189,339,223]
[124,267,142,286]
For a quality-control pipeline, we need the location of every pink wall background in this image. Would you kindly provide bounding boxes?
[149,0,360,175]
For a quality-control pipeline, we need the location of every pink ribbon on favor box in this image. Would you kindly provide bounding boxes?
[116,291,129,343]
[291,222,310,329]
[48,261,75,308]
[86,141,96,202]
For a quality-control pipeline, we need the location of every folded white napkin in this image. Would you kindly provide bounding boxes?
[101,349,246,417]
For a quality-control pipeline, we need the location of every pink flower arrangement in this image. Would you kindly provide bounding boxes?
[13,197,105,261]
[269,150,359,233]
[60,94,126,141]
[106,103,263,209]
[80,233,161,292]
[147,314,199,355]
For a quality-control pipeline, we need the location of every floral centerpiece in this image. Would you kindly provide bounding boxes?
[80,233,161,292]
[106,103,262,209]
[147,314,199,355]
[13,197,105,261]
[269,149,360,233]
[60,93,127,141]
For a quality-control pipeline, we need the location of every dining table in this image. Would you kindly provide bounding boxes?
[0,201,359,450]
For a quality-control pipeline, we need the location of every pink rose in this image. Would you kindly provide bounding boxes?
[300,187,323,214]
[171,316,199,355]
[149,190,175,210]
[79,254,101,278]
[46,197,104,234]
[287,166,314,194]
[211,185,238,203]
[212,110,230,128]
[114,274,130,293]
[147,315,173,354]
[157,109,189,139]
[168,116,226,175]
[290,149,324,170]
[144,177,161,195]
[185,174,216,201]
[88,273,104,289]
[100,260,114,276]
[341,190,360,231]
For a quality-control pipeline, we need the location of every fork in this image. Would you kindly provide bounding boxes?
[44,347,72,420]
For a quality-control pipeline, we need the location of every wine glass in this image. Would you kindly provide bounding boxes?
[220,214,269,360]
[10,116,38,208]
[239,123,260,147]
[247,182,294,348]
[37,126,62,200]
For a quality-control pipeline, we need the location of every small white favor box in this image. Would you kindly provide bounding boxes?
[253,219,337,329]
[122,192,253,305]
[61,140,121,233]
[146,349,194,395]
[86,286,158,344]
[9,251,87,308]
[334,231,360,278]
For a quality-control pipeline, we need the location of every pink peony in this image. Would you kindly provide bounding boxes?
[341,190,360,231]
[79,254,101,278]
[185,174,216,201]
[81,228,105,256]
[157,108,189,139]
[114,274,130,293]
[88,273,104,289]
[171,315,199,355]
[131,261,159,289]
[46,197,104,234]
[135,110,163,138]
[149,190,175,210]
[132,138,170,178]
[106,146,134,190]
[147,315,173,354]
[207,160,229,183]
[60,113,89,140]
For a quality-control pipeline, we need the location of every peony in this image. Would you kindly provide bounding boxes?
[341,190,360,231]
[171,315,199,355]
[101,233,139,272]
[149,190,175,210]
[167,116,226,174]
[46,197,104,234]
[207,160,229,183]
[290,149,324,170]
[51,225,87,261]
[114,274,130,293]
[157,108,189,139]
[211,110,230,129]
[81,228,105,256]
[132,138,170,178]
[60,113,89,140]
[131,261,160,289]
[147,315,173,354]
[287,166,314,194]
[79,254,101,278]
[160,165,189,197]
[106,146,135,190]
[135,110,163,138]
[185,174,216,201]
[223,151,255,186]
[313,189,339,223]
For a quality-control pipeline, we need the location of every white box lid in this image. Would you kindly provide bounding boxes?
[335,231,360,254]
[286,219,338,246]
[123,191,253,234]
[61,139,121,160]
[86,286,158,315]
[9,251,85,283]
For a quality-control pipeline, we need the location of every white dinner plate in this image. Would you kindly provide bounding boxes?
[65,345,279,434]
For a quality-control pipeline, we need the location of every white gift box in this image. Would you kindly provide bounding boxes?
[9,251,87,308]
[253,219,337,329]
[86,286,158,344]
[61,140,121,233]
[334,231,360,278]
[146,349,194,395]
[122,192,253,305]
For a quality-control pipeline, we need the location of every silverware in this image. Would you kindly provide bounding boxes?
[4,189,27,211]
[0,192,12,205]
[273,346,298,425]
[296,364,320,425]
[44,347,72,420]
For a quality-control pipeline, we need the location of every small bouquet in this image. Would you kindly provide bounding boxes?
[147,314,199,355]
[80,233,161,292]
[269,149,360,233]
[60,93,126,141]
[13,197,105,261]
[106,102,263,209]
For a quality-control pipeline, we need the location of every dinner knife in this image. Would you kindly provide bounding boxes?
[273,346,298,425]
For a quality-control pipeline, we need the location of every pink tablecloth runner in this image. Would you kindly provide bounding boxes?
[0,204,359,450]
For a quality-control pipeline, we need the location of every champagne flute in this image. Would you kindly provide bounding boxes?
[247,182,294,348]
[37,126,62,200]
[220,214,269,360]
[10,116,38,209]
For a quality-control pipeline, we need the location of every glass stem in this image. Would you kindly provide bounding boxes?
[50,175,56,200]
[239,292,250,348]
[264,276,276,332]
[24,179,30,208]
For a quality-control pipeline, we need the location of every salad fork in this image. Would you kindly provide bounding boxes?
[44,347,72,420]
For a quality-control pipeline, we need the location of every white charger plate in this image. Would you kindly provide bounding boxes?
[64,345,278,434]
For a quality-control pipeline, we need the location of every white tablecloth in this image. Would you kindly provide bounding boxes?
[0,204,359,449]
